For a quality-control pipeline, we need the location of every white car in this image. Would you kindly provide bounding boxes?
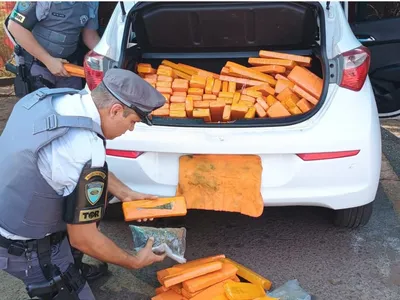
[84,1,381,228]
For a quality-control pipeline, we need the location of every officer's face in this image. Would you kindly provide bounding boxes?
[102,104,141,139]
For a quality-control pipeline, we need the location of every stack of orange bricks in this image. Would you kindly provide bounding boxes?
[152,254,274,300]
[138,50,323,122]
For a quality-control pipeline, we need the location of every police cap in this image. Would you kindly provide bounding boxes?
[102,68,166,125]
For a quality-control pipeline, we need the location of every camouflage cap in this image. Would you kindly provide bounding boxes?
[102,68,165,125]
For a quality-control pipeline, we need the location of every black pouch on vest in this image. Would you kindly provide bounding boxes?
[64,161,108,224]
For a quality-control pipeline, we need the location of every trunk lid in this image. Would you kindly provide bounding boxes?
[130,1,321,53]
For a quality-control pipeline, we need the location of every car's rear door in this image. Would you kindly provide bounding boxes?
[345,2,400,118]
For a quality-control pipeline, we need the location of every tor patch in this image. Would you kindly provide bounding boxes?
[85,182,104,205]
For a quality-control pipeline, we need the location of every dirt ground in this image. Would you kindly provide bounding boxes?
[0,85,17,134]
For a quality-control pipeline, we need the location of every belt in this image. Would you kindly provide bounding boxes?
[0,231,67,256]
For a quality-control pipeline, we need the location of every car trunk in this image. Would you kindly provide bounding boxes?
[121,1,329,127]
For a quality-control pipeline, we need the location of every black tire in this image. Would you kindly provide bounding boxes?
[333,201,373,228]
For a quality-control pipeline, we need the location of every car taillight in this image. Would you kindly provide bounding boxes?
[296,150,360,161]
[339,46,371,91]
[106,149,144,159]
[84,51,105,90]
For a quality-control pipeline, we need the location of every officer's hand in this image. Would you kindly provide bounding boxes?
[134,237,167,269]
[45,57,71,77]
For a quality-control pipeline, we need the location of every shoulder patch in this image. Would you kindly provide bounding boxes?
[17,2,32,12]
[86,181,104,205]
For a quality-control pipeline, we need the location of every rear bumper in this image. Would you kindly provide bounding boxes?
[106,80,382,211]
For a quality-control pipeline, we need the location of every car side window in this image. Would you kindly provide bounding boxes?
[354,2,400,22]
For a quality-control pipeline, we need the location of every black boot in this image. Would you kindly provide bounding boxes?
[71,247,109,282]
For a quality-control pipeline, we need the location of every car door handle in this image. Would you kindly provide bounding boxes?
[356,35,376,43]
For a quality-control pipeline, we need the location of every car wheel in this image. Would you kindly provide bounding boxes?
[333,201,373,228]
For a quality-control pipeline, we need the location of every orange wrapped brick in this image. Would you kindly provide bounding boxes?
[170,96,186,103]
[172,79,189,92]
[194,100,210,108]
[239,100,254,107]
[222,81,229,92]
[157,87,173,95]
[297,98,313,113]
[256,97,269,111]
[155,286,170,295]
[219,75,265,87]
[240,94,256,104]
[218,92,234,98]
[182,262,238,293]
[288,66,323,99]
[156,81,172,88]
[226,61,276,86]
[242,89,262,99]
[170,103,186,111]
[254,103,267,118]
[275,79,295,94]
[193,108,211,122]
[160,103,170,110]
[145,78,157,85]
[282,94,300,111]
[248,58,297,69]
[275,74,288,81]
[250,65,286,74]
[259,50,312,67]
[218,97,233,105]
[190,75,207,89]
[174,69,192,80]
[144,74,158,80]
[188,88,204,96]
[170,110,187,118]
[151,290,184,300]
[157,66,175,77]
[188,94,202,101]
[212,79,222,95]
[267,101,291,118]
[161,60,197,76]
[152,108,170,116]
[228,81,236,93]
[173,91,187,97]
[246,83,275,97]
[203,94,217,100]
[122,197,187,221]
[233,92,241,104]
[185,97,194,117]
[293,85,319,105]
[231,104,249,120]
[210,100,225,122]
[178,63,220,79]
[244,107,256,119]
[158,75,173,82]
[137,63,156,74]
[205,77,215,94]
[220,67,231,75]
[266,95,278,106]
[223,105,232,121]
[162,94,171,103]
[277,87,299,103]
[289,106,302,115]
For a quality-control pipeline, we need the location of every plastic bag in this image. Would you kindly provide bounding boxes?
[129,225,187,263]
[267,279,311,300]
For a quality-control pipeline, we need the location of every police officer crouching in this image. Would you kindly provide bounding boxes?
[0,69,167,299]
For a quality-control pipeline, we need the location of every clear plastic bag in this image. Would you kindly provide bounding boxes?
[267,279,311,300]
[129,225,187,263]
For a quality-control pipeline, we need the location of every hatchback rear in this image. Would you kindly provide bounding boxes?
[85,1,381,228]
